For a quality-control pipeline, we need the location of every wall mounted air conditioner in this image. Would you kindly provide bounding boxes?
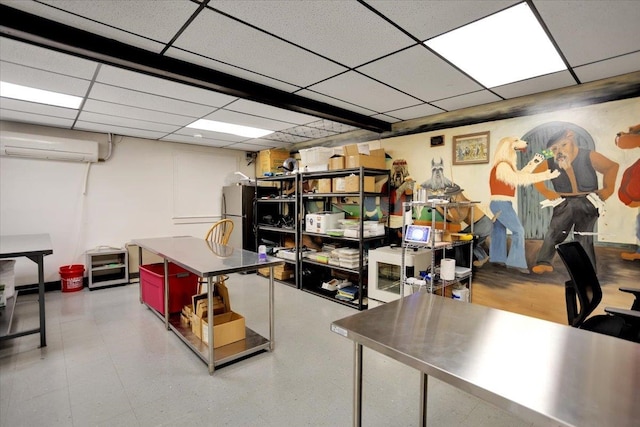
[0,131,99,162]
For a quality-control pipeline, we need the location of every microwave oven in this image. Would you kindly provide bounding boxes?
[367,246,431,303]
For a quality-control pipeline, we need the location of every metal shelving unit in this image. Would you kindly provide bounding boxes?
[255,174,299,288]
[400,200,476,300]
[299,167,390,310]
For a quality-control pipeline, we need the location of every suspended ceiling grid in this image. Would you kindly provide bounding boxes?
[1,0,639,152]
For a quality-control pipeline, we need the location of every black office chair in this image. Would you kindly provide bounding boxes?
[555,241,640,342]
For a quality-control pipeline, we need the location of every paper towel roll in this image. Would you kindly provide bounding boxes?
[440,258,456,281]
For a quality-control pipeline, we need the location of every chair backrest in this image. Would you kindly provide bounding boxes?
[556,241,603,327]
[205,219,234,246]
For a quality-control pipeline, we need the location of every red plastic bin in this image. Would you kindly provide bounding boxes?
[140,263,198,315]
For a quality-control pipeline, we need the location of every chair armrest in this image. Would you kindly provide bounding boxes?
[619,286,640,296]
[618,287,640,311]
[604,306,640,321]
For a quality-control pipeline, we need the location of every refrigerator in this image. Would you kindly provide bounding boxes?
[222,185,256,252]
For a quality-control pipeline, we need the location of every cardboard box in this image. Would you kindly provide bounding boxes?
[191,309,204,338]
[317,178,332,193]
[344,145,386,169]
[201,311,246,348]
[344,175,375,193]
[332,177,346,193]
[274,270,294,280]
[329,156,345,170]
[259,263,293,277]
[257,149,291,176]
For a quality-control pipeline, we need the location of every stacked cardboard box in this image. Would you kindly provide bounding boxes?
[258,263,294,280]
[257,149,291,176]
[343,144,386,169]
[188,282,245,348]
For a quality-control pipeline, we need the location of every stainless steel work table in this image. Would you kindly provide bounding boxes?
[133,236,283,375]
[0,233,53,347]
[331,291,640,427]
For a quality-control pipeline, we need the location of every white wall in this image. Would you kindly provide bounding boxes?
[0,123,255,285]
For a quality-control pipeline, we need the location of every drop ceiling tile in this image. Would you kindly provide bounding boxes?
[0,62,91,96]
[77,111,181,133]
[172,8,347,87]
[306,72,422,113]
[3,0,167,53]
[358,45,484,102]
[574,52,640,83]
[0,98,79,119]
[173,128,247,143]
[224,99,318,125]
[260,132,311,144]
[166,47,302,93]
[82,99,195,126]
[96,65,238,107]
[280,126,338,139]
[492,71,576,99]
[212,0,415,67]
[74,121,167,140]
[366,0,519,41]
[0,37,97,79]
[161,134,230,148]
[294,89,379,117]
[88,83,216,117]
[431,90,502,112]
[203,109,294,132]
[225,142,277,151]
[244,137,297,147]
[305,120,360,134]
[384,103,446,121]
[0,109,75,128]
[535,1,640,66]
[371,113,401,123]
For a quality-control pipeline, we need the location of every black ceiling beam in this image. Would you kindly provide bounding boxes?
[0,5,391,133]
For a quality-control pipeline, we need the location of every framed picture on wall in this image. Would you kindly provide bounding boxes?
[452,131,490,165]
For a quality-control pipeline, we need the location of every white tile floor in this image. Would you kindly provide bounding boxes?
[1,275,545,427]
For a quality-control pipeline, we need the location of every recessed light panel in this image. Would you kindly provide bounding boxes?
[425,3,566,88]
[187,119,273,138]
[0,81,83,109]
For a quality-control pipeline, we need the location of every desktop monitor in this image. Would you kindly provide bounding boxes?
[404,225,431,245]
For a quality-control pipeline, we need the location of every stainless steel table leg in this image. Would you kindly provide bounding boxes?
[420,372,428,427]
[37,254,46,347]
[163,259,169,330]
[354,342,363,427]
[269,265,274,351]
[208,276,215,375]
[138,246,143,303]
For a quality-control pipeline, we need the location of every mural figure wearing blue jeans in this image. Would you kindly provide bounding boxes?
[488,137,560,273]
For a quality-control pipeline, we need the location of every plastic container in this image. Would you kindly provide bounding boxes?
[59,264,85,292]
[140,263,198,315]
[299,147,333,170]
[258,245,267,262]
[0,260,16,299]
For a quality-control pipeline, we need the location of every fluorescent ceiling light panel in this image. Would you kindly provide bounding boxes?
[425,3,566,88]
[0,81,83,109]
[187,119,273,138]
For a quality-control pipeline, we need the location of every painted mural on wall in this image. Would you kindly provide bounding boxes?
[616,123,640,261]
[528,128,619,274]
[489,137,560,274]
[387,124,638,275]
